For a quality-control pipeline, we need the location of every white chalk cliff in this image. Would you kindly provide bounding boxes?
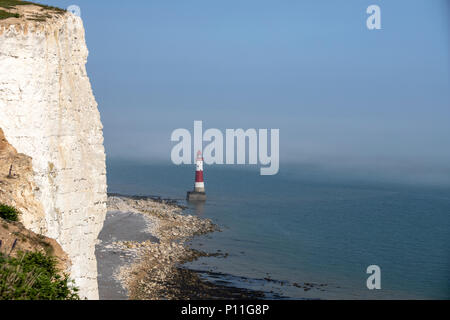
[0,9,106,299]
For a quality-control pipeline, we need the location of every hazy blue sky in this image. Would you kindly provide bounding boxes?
[43,1,449,172]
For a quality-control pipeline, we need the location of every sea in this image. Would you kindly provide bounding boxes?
[107,159,450,299]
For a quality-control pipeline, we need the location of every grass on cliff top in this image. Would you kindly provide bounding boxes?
[0,0,64,11]
[0,9,18,19]
[0,0,65,20]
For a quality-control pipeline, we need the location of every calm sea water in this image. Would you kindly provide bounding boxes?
[107,159,450,299]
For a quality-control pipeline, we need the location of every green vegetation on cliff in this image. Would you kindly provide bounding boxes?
[0,204,19,222]
[0,203,77,300]
[0,10,18,19]
[0,251,79,300]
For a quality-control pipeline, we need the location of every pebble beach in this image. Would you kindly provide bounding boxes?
[96,195,265,300]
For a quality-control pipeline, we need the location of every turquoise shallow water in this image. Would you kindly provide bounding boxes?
[107,159,450,299]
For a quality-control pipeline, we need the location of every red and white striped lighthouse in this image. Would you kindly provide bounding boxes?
[187,150,206,201]
[194,150,205,193]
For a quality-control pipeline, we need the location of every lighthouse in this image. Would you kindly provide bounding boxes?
[187,150,207,201]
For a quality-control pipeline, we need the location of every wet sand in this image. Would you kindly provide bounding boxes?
[95,210,158,300]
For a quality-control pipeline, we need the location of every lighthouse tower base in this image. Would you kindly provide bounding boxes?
[187,191,206,201]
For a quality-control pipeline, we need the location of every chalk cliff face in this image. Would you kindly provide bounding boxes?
[0,11,107,299]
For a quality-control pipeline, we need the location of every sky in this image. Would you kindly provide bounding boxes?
[41,0,450,175]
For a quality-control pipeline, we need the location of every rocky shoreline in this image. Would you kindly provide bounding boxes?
[104,195,266,300]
